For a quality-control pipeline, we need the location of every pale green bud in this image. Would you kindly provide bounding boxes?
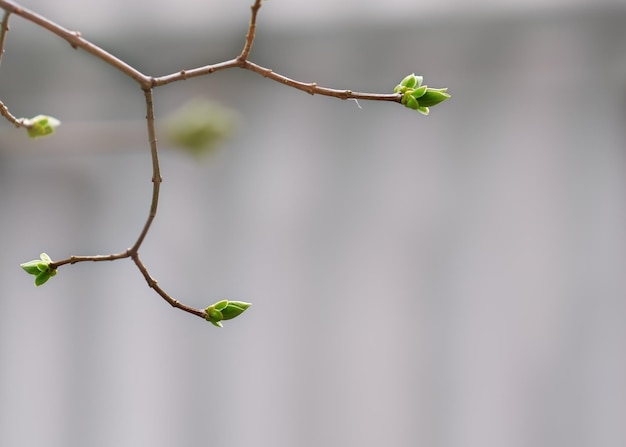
[394,74,450,115]
[24,115,61,138]
[205,299,251,327]
[21,253,57,286]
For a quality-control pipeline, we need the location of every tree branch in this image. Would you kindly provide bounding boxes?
[241,61,402,103]
[238,0,262,62]
[5,0,429,322]
[132,253,207,319]
[0,0,150,86]
[0,9,10,68]
[129,88,162,254]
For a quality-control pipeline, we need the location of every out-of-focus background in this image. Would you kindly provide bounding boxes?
[1,0,625,446]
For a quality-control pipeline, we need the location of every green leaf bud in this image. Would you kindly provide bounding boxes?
[209,307,224,319]
[20,253,57,286]
[220,301,251,320]
[400,73,418,89]
[20,260,42,275]
[204,299,251,327]
[394,75,450,114]
[404,95,419,110]
[394,74,423,94]
[34,271,52,287]
[164,99,237,159]
[24,115,61,139]
[418,88,451,107]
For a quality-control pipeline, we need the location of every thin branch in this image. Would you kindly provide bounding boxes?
[49,91,162,268]
[130,88,162,253]
[3,0,407,320]
[151,59,240,87]
[50,251,131,269]
[154,58,402,104]
[0,9,10,68]
[132,253,207,319]
[0,100,29,128]
[0,0,150,87]
[239,0,262,62]
[241,61,402,103]
[0,14,29,130]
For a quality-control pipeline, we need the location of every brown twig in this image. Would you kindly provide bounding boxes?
[0,9,10,68]
[132,253,206,319]
[1,0,402,321]
[0,100,29,128]
[239,0,262,62]
[130,88,162,253]
[241,61,401,102]
[0,0,150,86]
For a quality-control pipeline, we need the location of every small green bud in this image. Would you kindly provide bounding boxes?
[394,74,423,94]
[394,74,450,115]
[401,73,418,89]
[204,299,251,327]
[207,308,224,327]
[24,115,61,138]
[21,252,57,286]
[164,99,237,159]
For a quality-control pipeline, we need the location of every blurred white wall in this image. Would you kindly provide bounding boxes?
[1,1,626,447]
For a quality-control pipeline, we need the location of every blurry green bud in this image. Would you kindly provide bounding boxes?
[21,252,57,286]
[24,115,61,138]
[204,299,251,327]
[164,99,237,159]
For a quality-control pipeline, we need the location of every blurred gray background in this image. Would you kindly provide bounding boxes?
[1,0,626,446]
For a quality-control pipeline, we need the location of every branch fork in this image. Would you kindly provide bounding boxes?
[4,0,448,323]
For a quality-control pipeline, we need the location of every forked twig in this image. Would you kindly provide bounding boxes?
[1,0,407,321]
